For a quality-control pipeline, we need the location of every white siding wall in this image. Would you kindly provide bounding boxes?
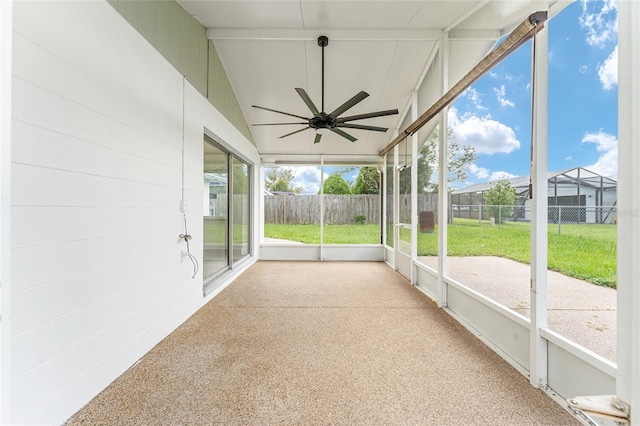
[549,184,597,205]
[602,190,617,206]
[1,1,13,423]
[10,2,259,424]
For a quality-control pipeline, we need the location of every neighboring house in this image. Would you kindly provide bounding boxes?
[267,191,297,196]
[451,167,617,223]
[204,173,228,216]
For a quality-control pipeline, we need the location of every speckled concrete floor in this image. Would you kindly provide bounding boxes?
[66,261,578,425]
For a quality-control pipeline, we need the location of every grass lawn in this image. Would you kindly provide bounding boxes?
[204,219,249,244]
[418,219,616,287]
[264,223,380,244]
[265,219,617,288]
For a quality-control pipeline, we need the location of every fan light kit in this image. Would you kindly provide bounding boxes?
[252,36,399,144]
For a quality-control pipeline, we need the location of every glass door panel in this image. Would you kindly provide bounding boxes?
[232,157,250,263]
[203,139,229,279]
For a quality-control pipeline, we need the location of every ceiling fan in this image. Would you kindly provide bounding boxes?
[252,36,399,144]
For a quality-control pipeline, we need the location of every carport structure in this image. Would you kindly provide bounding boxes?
[1,1,639,425]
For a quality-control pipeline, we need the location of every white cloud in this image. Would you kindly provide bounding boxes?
[578,65,589,74]
[579,0,618,48]
[582,130,617,151]
[598,45,618,91]
[462,87,486,110]
[468,164,489,179]
[581,130,618,177]
[281,166,325,194]
[490,171,517,180]
[493,85,514,107]
[468,165,517,182]
[448,108,520,155]
[565,156,573,161]
[587,149,618,178]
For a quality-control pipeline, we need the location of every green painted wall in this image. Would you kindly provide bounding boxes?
[107,0,254,144]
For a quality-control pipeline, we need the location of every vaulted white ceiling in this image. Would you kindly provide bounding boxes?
[178,0,569,161]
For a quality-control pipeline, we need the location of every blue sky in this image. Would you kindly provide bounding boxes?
[282,0,618,194]
[452,0,618,188]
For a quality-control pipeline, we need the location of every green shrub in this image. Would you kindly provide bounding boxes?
[484,179,518,224]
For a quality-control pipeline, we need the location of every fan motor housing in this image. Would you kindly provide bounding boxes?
[310,113,334,130]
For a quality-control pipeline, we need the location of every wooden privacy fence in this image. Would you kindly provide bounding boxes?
[264,194,440,225]
[264,194,378,224]
[398,194,439,223]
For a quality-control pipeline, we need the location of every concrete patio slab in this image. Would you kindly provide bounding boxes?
[66,261,577,425]
[418,256,617,362]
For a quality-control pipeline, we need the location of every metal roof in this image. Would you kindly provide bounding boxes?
[452,167,618,194]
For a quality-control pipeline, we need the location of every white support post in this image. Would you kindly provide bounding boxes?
[616,1,640,422]
[437,30,450,307]
[393,142,400,270]
[0,0,12,422]
[382,154,387,247]
[529,6,549,388]
[410,91,419,284]
[320,155,324,261]
[258,165,265,244]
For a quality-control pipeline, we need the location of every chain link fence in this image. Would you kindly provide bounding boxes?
[451,204,617,238]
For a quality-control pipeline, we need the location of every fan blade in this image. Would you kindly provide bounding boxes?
[314,133,322,144]
[330,91,369,118]
[295,88,320,115]
[279,127,309,139]
[253,122,308,126]
[337,109,399,123]
[331,128,357,142]
[337,123,388,132]
[252,105,309,120]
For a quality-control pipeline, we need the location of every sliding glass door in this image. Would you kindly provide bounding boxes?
[203,136,251,285]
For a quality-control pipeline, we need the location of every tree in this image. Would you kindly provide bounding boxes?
[399,127,477,194]
[353,166,380,194]
[321,173,351,194]
[484,179,518,223]
[264,168,302,194]
[232,163,249,194]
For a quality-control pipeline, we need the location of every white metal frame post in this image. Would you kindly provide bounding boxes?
[529,5,549,388]
[393,143,400,270]
[0,0,12,422]
[258,164,266,244]
[438,31,450,307]
[410,91,419,283]
[382,153,387,248]
[617,1,640,422]
[320,155,324,261]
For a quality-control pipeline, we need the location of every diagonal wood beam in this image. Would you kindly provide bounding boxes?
[379,11,548,156]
